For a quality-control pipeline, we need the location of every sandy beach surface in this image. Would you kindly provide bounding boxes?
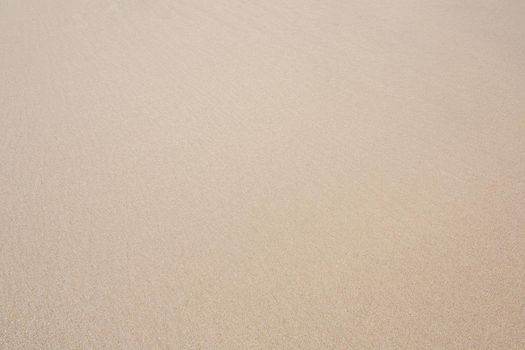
[1,1,525,348]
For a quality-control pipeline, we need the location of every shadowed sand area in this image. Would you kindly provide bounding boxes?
[1,1,525,348]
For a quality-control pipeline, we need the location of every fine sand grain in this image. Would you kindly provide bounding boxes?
[1,1,525,348]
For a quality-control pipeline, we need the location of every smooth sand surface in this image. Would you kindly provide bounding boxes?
[1,1,525,348]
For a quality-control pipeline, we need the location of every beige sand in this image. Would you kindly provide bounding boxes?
[1,0,525,348]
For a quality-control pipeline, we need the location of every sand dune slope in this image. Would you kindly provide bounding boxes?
[1,1,525,348]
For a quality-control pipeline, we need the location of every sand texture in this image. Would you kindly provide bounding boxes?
[1,0,525,349]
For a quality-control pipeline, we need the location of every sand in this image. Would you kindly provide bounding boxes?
[1,0,525,348]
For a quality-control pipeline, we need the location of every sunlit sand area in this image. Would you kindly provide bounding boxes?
[1,1,524,348]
